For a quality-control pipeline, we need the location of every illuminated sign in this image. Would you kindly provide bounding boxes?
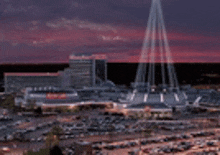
[46,93,67,99]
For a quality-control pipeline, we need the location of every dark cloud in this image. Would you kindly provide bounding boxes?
[2,0,220,31]
[1,0,220,63]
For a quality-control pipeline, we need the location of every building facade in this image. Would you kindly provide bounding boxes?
[4,73,60,93]
[60,54,107,88]
[4,54,107,93]
[19,87,79,107]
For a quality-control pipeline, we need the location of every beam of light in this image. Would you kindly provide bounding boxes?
[134,0,180,91]
[135,0,155,84]
[157,0,179,88]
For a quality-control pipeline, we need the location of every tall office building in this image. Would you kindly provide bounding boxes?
[60,54,107,88]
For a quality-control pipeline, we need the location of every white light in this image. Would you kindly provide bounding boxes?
[134,0,179,90]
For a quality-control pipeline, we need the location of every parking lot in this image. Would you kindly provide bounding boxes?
[100,129,220,155]
[0,109,219,155]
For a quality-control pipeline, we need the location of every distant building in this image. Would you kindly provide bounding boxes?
[59,54,107,88]
[4,73,60,93]
[15,87,79,107]
[4,54,107,93]
[121,102,172,118]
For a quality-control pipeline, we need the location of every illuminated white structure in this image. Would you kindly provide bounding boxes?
[128,0,188,108]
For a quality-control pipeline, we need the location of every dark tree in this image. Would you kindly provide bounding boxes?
[50,145,63,155]
[34,107,42,115]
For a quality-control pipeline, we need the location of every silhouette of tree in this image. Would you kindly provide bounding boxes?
[34,107,42,115]
[50,145,63,155]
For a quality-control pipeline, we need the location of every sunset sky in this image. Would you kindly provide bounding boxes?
[1,0,220,63]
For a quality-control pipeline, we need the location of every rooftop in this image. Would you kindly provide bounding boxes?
[69,54,106,60]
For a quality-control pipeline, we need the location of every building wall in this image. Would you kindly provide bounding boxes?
[61,54,107,88]
[122,109,172,118]
[22,88,79,107]
[4,54,107,93]
[63,59,93,88]
[95,59,107,84]
[4,74,60,93]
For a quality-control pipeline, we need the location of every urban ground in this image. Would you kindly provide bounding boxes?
[0,106,219,155]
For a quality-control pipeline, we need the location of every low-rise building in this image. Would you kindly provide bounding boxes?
[4,73,60,93]
[121,102,172,118]
[15,87,79,108]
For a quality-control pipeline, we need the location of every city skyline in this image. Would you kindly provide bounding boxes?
[1,0,220,63]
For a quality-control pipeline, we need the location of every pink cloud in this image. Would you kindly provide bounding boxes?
[1,20,220,63]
